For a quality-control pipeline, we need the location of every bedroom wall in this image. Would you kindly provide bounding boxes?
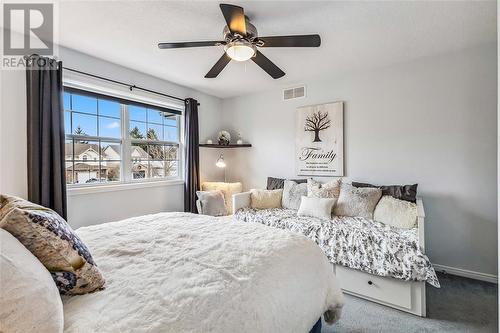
[220,44,498,278]
[0,45,224,229]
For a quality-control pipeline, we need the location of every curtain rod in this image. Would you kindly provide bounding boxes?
[62,67,200,106]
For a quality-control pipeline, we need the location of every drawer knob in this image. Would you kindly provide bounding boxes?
[368,280,373,285]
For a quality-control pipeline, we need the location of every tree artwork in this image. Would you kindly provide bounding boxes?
[304,110,331,142]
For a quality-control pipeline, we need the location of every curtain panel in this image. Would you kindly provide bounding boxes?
[184,98,200,213]
[26,55,67,219]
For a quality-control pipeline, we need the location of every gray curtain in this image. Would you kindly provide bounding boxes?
[26,55,67,219]
[184,98,200,213]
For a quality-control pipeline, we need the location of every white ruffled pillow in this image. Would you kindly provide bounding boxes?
[0,229,64,333]
[374,195,418,229]
[297,196,335,220]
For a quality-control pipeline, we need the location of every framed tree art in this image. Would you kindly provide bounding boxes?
[295,101,344,176]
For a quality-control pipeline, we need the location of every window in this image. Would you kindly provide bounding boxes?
[64,87,181,186]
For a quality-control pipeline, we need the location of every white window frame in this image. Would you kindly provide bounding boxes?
[63,70,184,191]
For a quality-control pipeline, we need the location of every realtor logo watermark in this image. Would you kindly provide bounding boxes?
[2,3,56,69]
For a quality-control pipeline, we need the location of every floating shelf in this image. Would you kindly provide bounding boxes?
[199,143,252,148]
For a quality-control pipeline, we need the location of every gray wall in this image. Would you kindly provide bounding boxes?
[0,46,222,229]
[221,44,498,276]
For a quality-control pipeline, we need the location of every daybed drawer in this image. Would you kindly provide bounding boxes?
[335,266,412,309]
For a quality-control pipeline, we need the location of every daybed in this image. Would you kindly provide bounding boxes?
[232,192,437,317]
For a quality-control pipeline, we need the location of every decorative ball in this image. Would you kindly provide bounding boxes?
[217,130,231,145]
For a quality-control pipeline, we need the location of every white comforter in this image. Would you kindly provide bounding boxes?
[62,212,343,333]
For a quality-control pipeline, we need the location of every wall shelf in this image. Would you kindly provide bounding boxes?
[199,143,252,148]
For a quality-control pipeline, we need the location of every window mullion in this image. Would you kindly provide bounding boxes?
[122,104,131,182]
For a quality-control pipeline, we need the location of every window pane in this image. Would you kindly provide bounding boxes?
[132,161,148,179]
[64,92,70,111]
[65,162,74,184]
[130,121,146,139]
[163,115,177,126]
[148,144,165,160]
[129,105,146,121]
[73,113,97,136]
[150,161,165,178]
[73,161,100,184]
[164,145,178,160]
[165,161,178,177]
[147,124,162,141]
[99,99,120,118]
[99,117,121,138]
[148,109,163,124]
[72,94,97,114]
[65,139,73,161]
[163,126,178,141]
[131,144,148,161]
[101,142,121,160]
[101,161,120,182]
[73,141,99,161]
[64,112,71,135]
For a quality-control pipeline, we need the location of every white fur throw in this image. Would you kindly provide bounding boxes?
[62,213,344,332]
[250,189,283,209]
[298,196,335,220]
[334,183,382,219]
[374,195,418,229]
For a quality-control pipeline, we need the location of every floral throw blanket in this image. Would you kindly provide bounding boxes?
[234,208,440,287]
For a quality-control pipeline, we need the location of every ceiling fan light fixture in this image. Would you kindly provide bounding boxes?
[224,41,256,61]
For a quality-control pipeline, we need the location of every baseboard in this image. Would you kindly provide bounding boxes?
[433,264,497,284]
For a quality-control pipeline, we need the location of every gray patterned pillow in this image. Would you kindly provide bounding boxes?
[334,183,382,219]
[307,178,342,212]
[282,180,308,210]
[0,195,105,295]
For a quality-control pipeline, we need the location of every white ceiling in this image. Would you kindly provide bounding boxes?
[58,1,496,99]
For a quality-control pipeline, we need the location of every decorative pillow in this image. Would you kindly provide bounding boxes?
[307,178,342,212]
[267,177,307,190]
[374,195,418,229]
[351,182,418,203]
[297,196,335,220]
[0,195,105,295]
[201,182,243,214]
[0,229,64,333]
[282,180,308,210]
[334,183,382,219]
[250,189,283,209]
[196,190,227,216]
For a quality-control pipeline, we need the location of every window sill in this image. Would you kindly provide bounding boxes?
[67,179,184,196]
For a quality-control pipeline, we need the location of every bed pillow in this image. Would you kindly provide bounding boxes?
[334,183,382,219]
[196,190,227,216]
[267,177,307,190]
[282,180,308,210]
[374,195,418,229]
[250,189,283,209]
[201,182,243,214]
[0,229,64,333]
[0,195,105,295]
[297,196,335,220]
[351,182,418,203]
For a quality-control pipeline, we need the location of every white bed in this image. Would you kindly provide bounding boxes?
[62,212,343,333]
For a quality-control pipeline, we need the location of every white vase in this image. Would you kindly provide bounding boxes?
[206,139,213,144]
[237,139,243,145]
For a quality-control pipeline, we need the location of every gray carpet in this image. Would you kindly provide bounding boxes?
[325,273,498,333]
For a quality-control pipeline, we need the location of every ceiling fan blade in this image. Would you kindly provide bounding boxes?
[258,34,321,47]
[205,53,232,78]
[219,4,247,36]
[251,50,285,79]
[158,41,224,49]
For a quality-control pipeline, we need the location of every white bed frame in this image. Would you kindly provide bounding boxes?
[233,193,427,317]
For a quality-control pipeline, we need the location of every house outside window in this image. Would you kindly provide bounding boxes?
[63,87,182,186]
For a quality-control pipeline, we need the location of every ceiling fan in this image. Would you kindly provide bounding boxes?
[157,3,321,79]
